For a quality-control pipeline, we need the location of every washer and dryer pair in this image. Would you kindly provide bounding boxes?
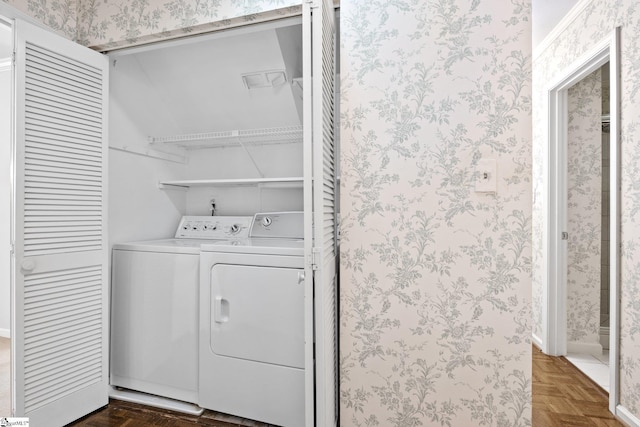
[110,212,305,426]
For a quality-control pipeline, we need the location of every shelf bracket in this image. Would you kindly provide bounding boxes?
[311,247,320,270]
[237,140,266,178]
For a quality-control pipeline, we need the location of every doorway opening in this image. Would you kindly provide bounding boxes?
[543,28,620,414]
[562,62,611,391]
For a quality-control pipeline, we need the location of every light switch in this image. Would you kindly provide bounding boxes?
[476,158,497,193]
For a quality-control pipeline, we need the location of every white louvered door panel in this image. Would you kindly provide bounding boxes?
[303,0,338,426]
[13,19,109,426]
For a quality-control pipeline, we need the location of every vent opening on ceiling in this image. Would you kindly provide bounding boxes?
[242,70,287,89]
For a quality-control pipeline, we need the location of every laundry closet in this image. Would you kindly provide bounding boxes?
[108,20,306,241]
[7,1,338,426]
[108,17,320,427]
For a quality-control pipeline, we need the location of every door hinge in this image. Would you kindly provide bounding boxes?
[311,247,320,270]
[561,232,568,240]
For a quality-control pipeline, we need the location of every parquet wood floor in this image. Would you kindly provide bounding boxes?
[67,345,627,427]
[532,345,626,427]
[67,398,273,427]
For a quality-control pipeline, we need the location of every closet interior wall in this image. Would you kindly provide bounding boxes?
[108,19,304,245]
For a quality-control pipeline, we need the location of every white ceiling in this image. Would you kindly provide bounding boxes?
[532,0,581,48]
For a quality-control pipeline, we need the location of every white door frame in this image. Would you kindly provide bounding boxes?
[543,27,620,413]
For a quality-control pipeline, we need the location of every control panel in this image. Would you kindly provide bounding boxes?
[175,216,252,239]
[250,212,304,239]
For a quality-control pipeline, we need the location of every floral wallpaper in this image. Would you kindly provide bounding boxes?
[566,69,602,349]
[3,0,536,425]
[76,0,303,50]
[3,0,302,49]
[533,0,640,418]
[340,0,532,425]
[3,0,77,39]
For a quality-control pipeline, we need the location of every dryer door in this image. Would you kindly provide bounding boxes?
[209,264,304,369]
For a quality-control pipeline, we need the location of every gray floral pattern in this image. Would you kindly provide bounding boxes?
[566,69,602,347]
[4,0,536,425]
[5,0,301,49]
[84,0,301,49]
[4,0,76,39]
[533,0,640,417]
[340,0,532,425]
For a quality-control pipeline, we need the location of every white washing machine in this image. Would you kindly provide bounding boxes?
[199,212,305,427]
[110,216,252,411]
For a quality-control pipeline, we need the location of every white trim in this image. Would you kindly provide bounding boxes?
[616,405,640,427]
[109,387,204,416]
[532,333,543,350]
[0,328,9,338]
[600,326,610,349]
[567,341,603,356]
[543,27,621,415]
[301,3,314,426]
[546,34,611,92]
[609,26,622,416]
[0,59,10,72]
[533,0,593,61]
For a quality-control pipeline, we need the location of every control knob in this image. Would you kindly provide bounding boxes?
[261,216,272,227]
[230,224,240,234]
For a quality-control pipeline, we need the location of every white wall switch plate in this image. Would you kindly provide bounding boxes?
[476,158,497,193]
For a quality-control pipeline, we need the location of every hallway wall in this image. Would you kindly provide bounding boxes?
[4,1,534,425]
[3,0,76,39]
[533,0,640,418]
[3,0,303,49]
[340,1,532,425]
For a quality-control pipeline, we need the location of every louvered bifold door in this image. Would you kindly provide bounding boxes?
[13,19,109,426]
[311,0,338,425]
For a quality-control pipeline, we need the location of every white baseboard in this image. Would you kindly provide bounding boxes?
[567,340,603,355]
[617,404,640,427]
[600,326,610,350]
[532,333,543,350]
[0,328,9,338]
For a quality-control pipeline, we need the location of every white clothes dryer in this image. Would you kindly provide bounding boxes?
[199,212,305,427]
[110,216,252,411]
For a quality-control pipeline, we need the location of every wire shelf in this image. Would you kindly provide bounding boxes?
[158,177,304,190]
[148,125,303,149]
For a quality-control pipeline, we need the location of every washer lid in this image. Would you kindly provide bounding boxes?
[200,238,304,256]
[112,238,219,254]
